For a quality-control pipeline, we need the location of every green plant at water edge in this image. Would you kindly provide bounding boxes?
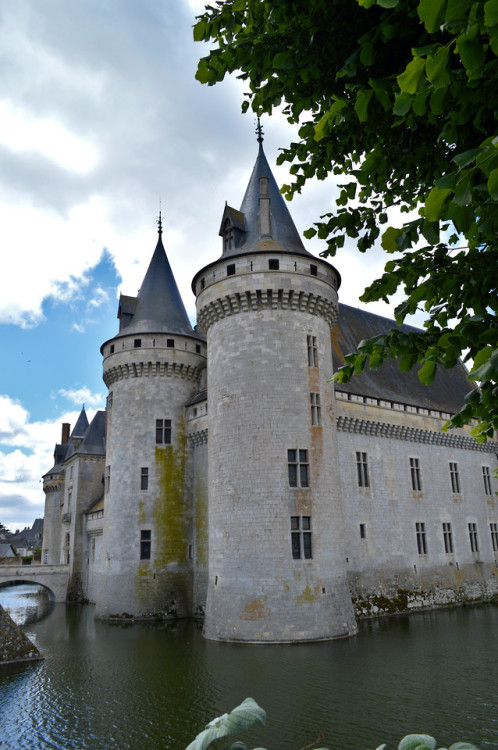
[186,698,479,750]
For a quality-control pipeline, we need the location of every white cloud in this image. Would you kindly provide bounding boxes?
[58,388,105,409]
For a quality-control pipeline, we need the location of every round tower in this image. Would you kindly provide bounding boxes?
[95,220,206,618]
[193,139,357,641]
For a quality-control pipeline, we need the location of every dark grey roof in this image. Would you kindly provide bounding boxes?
[78,411,106,456]
[224,143,310,258]
[71,408,89,438]
[113,234,201,339]
[332,304,472,414]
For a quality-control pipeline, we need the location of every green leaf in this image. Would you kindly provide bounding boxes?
[425,187,452,221]
[426,47,450,89]
[377,0,399,6]
[381,226,402,252]
[456,27,485,76]
[398,733,437,750]
[393,92,413,115]
[186,699,266,750]
[355,89,373,122]
[445,0,470,23]
[232,0,246,10]
[314,100,347,141]
[193,20,208,42]
[452,147,482,167]
[484,0,498,26]
[418,360,438,385]
[397,56,426,94]
[418,0,447,32]
[421,219,440,244]
[448,743,480,750]
[487,167,498,199]
[272,51,292,69]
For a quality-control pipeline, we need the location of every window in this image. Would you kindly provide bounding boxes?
[291,516,312,559]
[449,462,460,493]
[134,338,141,348]
[442,522,453,553]
[490,523,498,553]
[288,449,309,488]
[483,466,492,495]
[107,391,113,410]
[156,419,171,444]
[141,467,149,490]
[268,259,279,270]
[200,277,205,290]
[196,344,201,354]
[44,550,48,564]
[227,263,236,276]
[356,452,369,488]
[310,392,321,426]
[410,457,422,491]
[307,335,318,367]
[360,523,366,539]
[140,530,151,560]
[110,344,115,354]
[310,263,318,276]
[167,339,175,348]
[468,522,479,553]
[416,522,427,555]
[224,222,234,252]
[105,466,110,493]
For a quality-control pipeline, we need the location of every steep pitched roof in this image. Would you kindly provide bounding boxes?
[223,143,310,258]
[332,304,472,414]
[78,411,106,456]
[114,232,200,339]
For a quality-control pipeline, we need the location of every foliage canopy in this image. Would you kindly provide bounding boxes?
[194,0,498,440]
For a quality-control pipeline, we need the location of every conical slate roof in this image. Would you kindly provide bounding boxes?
[71,407,89,437]
[224,142,310,258]
[115,231,199,339]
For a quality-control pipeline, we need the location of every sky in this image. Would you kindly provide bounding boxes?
[0,0,414,533]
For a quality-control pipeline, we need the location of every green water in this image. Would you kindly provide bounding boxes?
[1,585,497,749]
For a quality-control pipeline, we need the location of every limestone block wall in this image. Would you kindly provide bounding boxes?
[186,403,209,615]
[94,333,206,618]
[42,471,64,565]
[196,252,357,642]
[335,397,498,614]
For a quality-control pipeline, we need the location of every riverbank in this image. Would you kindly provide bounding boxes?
[0,603,43,664]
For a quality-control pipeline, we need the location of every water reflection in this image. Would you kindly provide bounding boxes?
[1,585,497,750]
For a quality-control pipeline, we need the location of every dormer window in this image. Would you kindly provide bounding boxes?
[223,219,235,252]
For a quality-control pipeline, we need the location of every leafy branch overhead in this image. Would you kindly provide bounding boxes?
[194,0,498,440]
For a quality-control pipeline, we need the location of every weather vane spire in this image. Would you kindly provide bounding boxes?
[255,116,264,146]
[157,206,163,237]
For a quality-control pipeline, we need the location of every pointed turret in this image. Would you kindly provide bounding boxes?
[218,136,310,258]
[114,220,197,339]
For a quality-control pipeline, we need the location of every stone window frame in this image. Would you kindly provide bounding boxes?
[490,522,498,553]
[307,334,318,367]
[140,530,151,560]
[442,522,453,553]
[356,451,369,488]
[449,461,461,494]
[482,466,492,495]
[310,392,322,426]
[410,457,422,492]
[288,449,309,488]
[156,419,172,445]
[416,521,427,555]
[140,467,149,490]
[291,515,312,559]
[468,522,479,553]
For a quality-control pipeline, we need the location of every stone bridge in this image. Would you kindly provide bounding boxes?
[0,564,70,602]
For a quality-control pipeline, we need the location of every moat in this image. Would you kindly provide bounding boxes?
[1,584,497,749]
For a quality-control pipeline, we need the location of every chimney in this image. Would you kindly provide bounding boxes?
[61,423,70,444]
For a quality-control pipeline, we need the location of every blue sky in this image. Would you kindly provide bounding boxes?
[0,0,408,532]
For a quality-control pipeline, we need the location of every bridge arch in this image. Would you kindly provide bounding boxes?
[0,565,69,602]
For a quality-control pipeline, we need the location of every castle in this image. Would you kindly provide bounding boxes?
[41,138,498,642]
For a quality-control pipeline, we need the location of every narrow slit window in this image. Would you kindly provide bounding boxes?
[356,452,369,488]
[410,457,422,491]
[140,467,149,490]
[307,335,318,367]
[449,462,460,493]
[490,522,498,553]
[468,522,479,553]
[482,466,492,495]
[442,522,453,553]
[310,392,321,426]
[416,522,427,555]
[140,530,151,560]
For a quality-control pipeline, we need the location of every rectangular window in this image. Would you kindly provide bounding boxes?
[360,523,366,539]
[468,522,479,553]
[482,466,492,495]
[291,516,312,559]
[310,392,321,426]
[140,467,149,490]
[307,335,318,367]
[356,452,369,488]
[268,259,279,270]
[167,339,175,348]
[200,277,205,289]
[140,530,151,560]
[196,344,201,354]
[310,263,318,276]
[156,419,172,444]
[416,522,427,555]
[410,457,422,492]
[134,338,141,348]
[110,344,115,354]
[442,522,453,553]
[449,462,460,493]
[288,449,309,488]
[490,522,498,553]
[227,263,236,276]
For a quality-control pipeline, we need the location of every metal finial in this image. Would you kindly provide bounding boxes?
[255,117,264,145]
[157,210,163,236]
